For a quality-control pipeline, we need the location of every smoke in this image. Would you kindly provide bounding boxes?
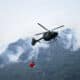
[0,38,32,67]
[0,27,79,68]
[0,37,49,68]
[59,28,79,51]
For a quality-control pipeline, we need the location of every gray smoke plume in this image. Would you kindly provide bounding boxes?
[59,28,79,51]
[0,27,79,68]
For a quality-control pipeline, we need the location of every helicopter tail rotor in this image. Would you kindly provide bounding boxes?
[32,38,37,45]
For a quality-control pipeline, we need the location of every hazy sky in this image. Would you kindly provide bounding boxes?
[0,0,80,51]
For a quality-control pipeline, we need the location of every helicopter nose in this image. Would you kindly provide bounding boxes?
[53,32,58,38]
[54,32,58,36]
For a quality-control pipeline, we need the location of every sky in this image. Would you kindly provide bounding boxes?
[0,0,80,52]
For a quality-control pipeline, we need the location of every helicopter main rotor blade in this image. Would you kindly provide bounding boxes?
[52,25,64,31]
[37,23,49,31]
[35,32,45,35]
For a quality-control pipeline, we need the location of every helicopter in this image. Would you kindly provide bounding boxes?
[32,23,64,46]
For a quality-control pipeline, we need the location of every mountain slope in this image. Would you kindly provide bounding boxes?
[0,28,80,80]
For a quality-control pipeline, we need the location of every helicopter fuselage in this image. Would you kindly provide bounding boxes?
[31,23,64,46]
[43,31,58,41]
